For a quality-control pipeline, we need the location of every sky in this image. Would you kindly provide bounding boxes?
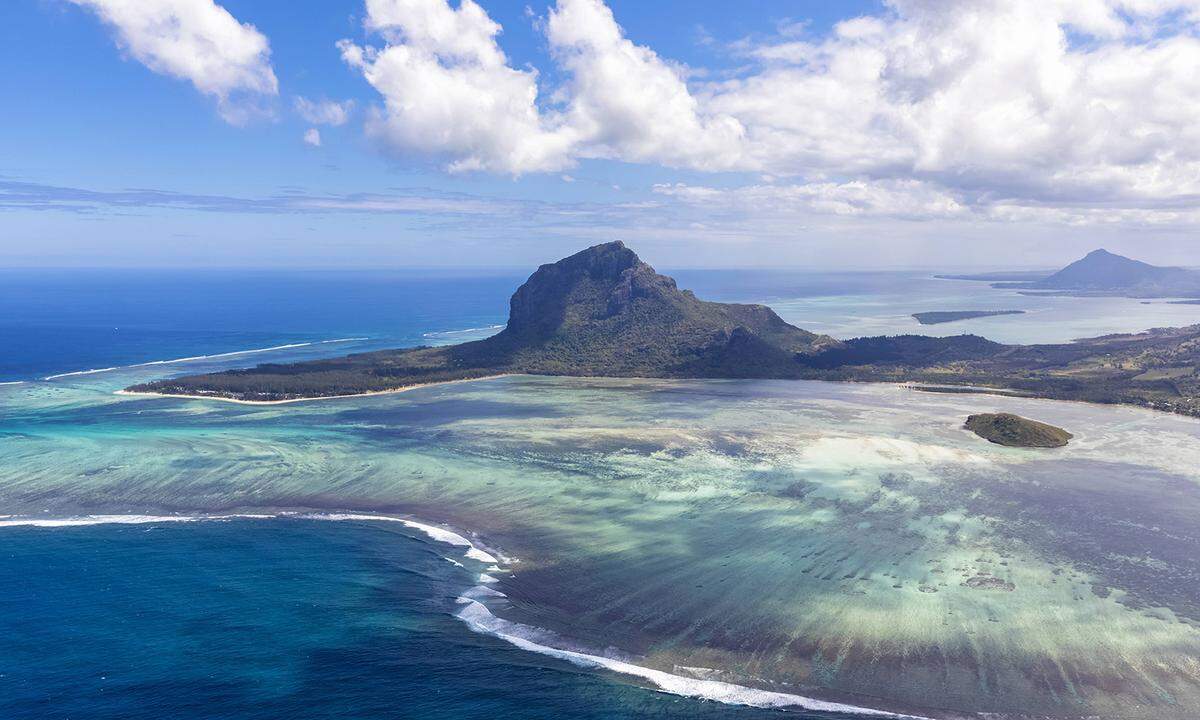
[2,0,1199,269]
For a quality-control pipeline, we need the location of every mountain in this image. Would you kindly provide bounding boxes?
[969,249,1200,297]
[485,241,836,376]
[941,249,1200,298]
[1030,249,1199,294]
[127,242,1200,418]
[127,242,838,401]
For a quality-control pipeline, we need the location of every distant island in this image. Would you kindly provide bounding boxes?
[126,242,1200,418]
[912,310,1025,325]
[964,413,1072,448]
[950,249,1200,299]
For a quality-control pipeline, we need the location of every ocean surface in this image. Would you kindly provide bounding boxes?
[2,268,1200,719]
[5,267,1200,383]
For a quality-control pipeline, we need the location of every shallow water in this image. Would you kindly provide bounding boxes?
[3,365,1200,718]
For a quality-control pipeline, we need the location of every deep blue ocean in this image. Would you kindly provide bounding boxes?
[2,518,813,720]
[0,269,522,382]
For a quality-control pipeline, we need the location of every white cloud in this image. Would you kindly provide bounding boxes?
[339,0,1200,224]
[69,0,278,124]
[543,0,746,170]
[294,97,354,126]
[711,0,1200,207]
[338,0,573,173]
[339,0,742,173]
[303,128,322,146]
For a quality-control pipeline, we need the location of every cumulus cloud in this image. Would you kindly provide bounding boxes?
[718,0,1200,198]
[338,0,573,173]
[303,128,322,147]
[339,0,742,173]
[543,0,745,170]
[338,0,1200,224]
[294,97,355,126]
[68,0,278,124]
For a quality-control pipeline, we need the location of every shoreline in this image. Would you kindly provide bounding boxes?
[114,373,517,405]
[119,370,1200,423]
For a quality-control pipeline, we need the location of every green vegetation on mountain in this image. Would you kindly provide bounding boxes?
[128,242,836,401]
[964,413,1073,448]
[799,325,1200,416]
[128,242,1200,417]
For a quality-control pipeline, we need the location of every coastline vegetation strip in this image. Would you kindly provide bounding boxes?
[114,374,516,405]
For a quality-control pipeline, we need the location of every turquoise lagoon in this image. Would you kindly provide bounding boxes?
[3,358,1200,718]
[3,269,1200,719]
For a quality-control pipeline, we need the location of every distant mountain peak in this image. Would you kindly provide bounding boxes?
[1034,248,1192,292]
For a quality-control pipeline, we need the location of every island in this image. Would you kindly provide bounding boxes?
[964,413,1073,448]
[912,310,1025,325]
[126,241,1200,418]
[952,248,1200,299]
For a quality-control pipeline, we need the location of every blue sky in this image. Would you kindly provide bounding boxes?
[2,0,1199,269]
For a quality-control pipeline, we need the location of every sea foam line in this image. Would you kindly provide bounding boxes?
[0,513,274,528]
[41,337,368,380]
[0,511,505,567]
[454,598,929,719]
[422,324,505,338]
[297,513,505,564]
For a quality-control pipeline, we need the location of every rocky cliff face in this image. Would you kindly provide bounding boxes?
[503,241,665,340]
[488,241,837,376]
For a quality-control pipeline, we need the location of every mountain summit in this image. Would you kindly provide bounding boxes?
[942,249,1200,298]
[130,242,839,400]
[491,241,835,376]
[1004,248,1200,298]
[1033,249,1194,292]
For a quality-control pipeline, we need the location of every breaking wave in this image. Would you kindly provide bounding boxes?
[41,338,368,381]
